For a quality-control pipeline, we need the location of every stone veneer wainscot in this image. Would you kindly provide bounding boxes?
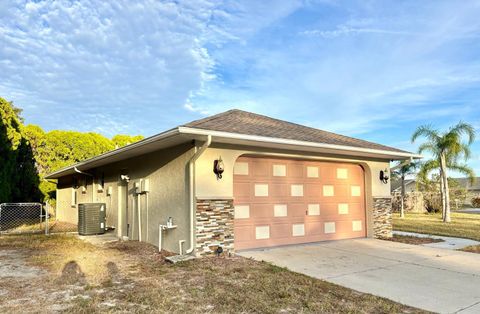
[195,198,234,257]
[372,197,393,238]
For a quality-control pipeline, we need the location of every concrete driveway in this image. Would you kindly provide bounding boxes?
[238,239,480,313]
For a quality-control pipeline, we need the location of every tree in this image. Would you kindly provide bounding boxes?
[392,161,418,218]
[0,97,41,202]
[412,122,476,222]
[112,134,144,148]
[24,127,145,204]
[2,98,145,204]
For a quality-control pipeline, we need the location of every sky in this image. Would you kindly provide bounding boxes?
[1,0,480,175]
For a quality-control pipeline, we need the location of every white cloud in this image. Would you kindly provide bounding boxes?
[300,25,413,38]
[0,0,222,135]
[2,0,480,156]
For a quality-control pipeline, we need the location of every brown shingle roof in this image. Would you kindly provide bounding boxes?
[183,109,409,153]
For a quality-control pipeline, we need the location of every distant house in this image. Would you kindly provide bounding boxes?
[391,179,417,193]
[391,177,480,198]
[452,177,480,200]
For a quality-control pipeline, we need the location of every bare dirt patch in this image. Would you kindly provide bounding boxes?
[0,234,429,313]
[0,249,45,278]
[382,234,445,245]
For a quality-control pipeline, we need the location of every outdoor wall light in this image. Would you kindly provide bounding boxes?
[379,168,389,184]
[213,156,225,180]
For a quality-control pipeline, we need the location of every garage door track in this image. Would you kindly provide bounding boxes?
[238,238,480,313]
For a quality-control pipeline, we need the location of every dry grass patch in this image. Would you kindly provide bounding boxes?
[459,244,480,254]
[0,234,429,313]
[382,234,444,245]
[393,212,480,241]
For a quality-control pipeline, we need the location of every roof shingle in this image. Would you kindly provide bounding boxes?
[183,109,409,153]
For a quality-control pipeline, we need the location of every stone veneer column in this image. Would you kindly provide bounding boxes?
[195,198,234,257]
[372,197,393,238]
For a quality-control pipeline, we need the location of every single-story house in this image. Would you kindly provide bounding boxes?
[452,177,480,199]
[391,179,417,193]
[45,110,420,256]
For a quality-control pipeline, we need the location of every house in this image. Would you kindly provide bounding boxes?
[391,177,479,196]
[391,179,417,193]
[45,110,419,256]
[452,177,480,200]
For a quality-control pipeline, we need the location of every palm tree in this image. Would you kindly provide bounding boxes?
[412,122,475,222]
[417,158,475,217]
[392,161,418,218]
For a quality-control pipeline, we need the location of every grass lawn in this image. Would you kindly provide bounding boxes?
[393,212,480,241]
[0,235,427,313]
[382,234,444,245]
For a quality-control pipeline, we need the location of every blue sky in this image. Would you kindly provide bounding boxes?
[1,0,480,174]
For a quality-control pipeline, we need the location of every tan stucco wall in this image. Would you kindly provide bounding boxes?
[194,144,391,238]
[56,140,392,253]
[55,143,194,253]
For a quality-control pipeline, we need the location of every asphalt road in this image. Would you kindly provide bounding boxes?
[456,208,480,214]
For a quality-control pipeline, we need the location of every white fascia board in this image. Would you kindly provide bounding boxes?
[45,128,180,179]
[178,127,422,159]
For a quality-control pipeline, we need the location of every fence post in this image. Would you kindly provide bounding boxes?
[45,204,49,235]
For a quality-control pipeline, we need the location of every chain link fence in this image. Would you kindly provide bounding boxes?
[0,203,77,235]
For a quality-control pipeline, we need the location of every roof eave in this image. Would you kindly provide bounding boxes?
[45,126,421,180]
[178,127,422,160]
[44,128,182,179]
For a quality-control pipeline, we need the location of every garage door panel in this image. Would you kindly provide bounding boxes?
[305,221,324,235]
[250,204,272,218]
[270,223,291,239]
[288,163,304,179]
[332,185,349,198]
[233,182,251,199]
[234,157,366,250]
[345,203,363,215]
[289,203,306,217]
[251,160,270,178]
[305,183,322,198]
[320,166,336,181]
[335,220,362,234]
[234,225,254,242]
[270,183,289,198]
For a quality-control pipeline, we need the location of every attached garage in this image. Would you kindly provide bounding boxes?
[48,109,419,256]
[233,156,366,250]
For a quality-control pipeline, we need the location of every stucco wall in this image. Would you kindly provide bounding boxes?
[194,144,392,238]
[55,143,194,253]
[56,140,393,255]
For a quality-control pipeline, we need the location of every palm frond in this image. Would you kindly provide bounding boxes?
[417,159,439,183]
[417,143,438,156]
[448,121,476,145]
[448,162,476,184]
[411,125,440,144]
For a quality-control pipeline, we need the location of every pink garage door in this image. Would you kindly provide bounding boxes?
[233,156,366,250]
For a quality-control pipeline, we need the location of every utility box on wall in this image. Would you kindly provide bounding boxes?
[78,203,106,235]
[141,179,150,193]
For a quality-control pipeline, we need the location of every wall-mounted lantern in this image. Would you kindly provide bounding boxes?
[213,156,225,180]
[379,168,389,184]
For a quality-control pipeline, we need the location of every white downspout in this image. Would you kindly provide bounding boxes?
[137,193,142,242]
[186,135,212,255]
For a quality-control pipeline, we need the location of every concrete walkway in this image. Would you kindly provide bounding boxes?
[239,239,480,313]
[394,231,480,250]
[77,230,119,246]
